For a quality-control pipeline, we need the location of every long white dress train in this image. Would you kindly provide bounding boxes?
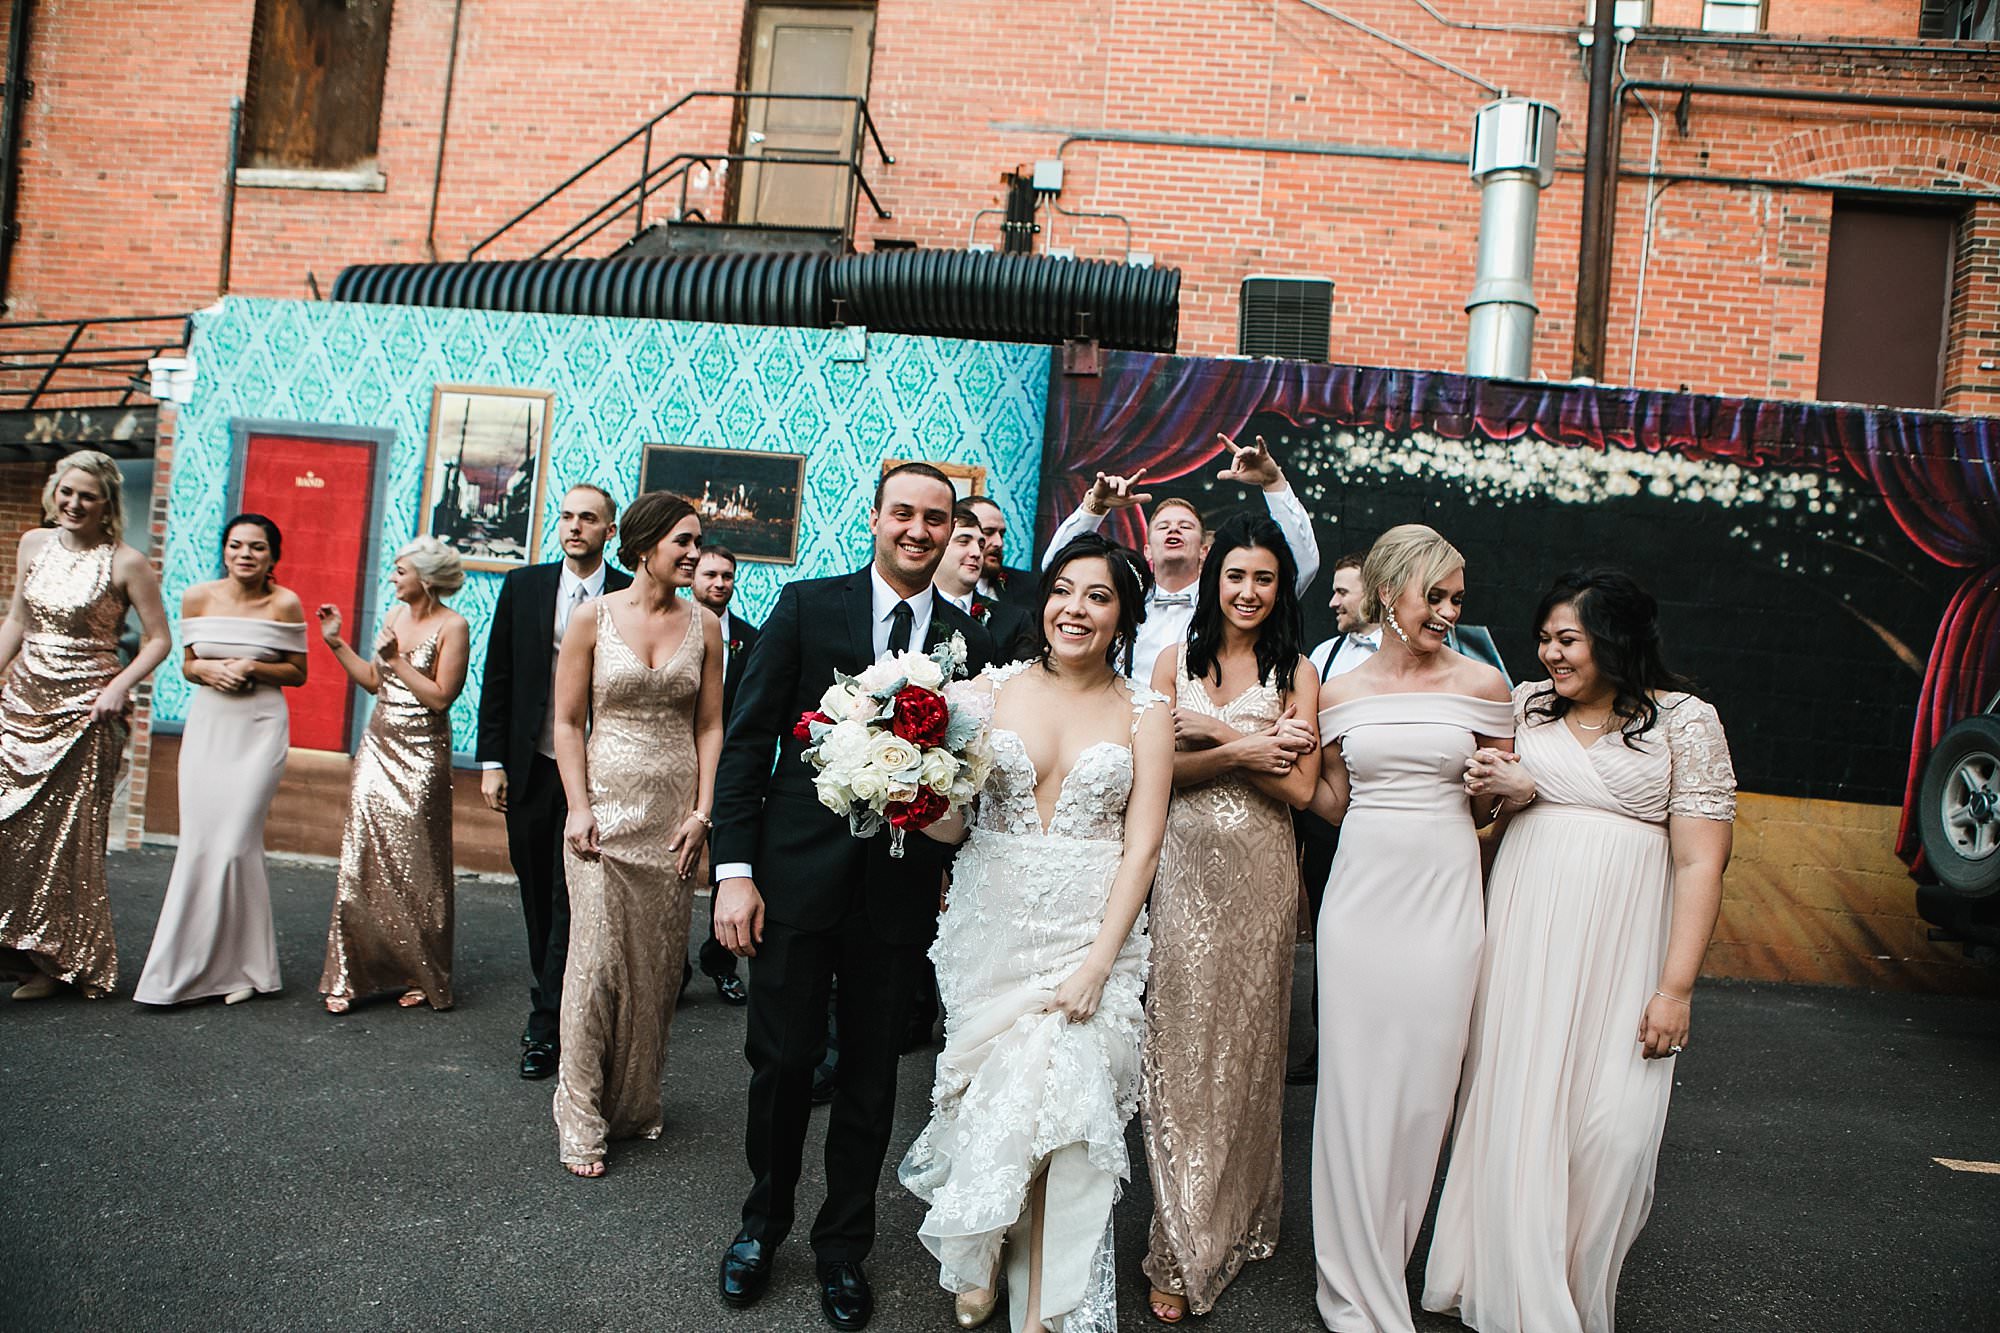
[901,664,1164,1333]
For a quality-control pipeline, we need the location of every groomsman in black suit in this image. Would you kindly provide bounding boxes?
[936,503,1035,664]
[476,484,631,1081]
[713,463,996,1331]
[689,544,758,1005]
[963,494,1035,609]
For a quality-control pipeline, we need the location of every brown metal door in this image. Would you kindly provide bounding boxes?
[1815,202,1958,410]
[736,5,875,230]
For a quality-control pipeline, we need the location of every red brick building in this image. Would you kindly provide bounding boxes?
[3,1,1995,411]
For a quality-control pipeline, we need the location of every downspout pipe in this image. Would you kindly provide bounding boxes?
[1466,98,1559,380]
[0,0,31,309]
[423,0,467,263]
[1569,0,1618,382]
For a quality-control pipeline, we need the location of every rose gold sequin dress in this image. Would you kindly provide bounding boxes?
[318,626,455,1008]
[0,538,129,997]
[552,602,704,1167]
[1140,647,1299,1314]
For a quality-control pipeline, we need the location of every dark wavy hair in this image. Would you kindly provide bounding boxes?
[220,512,282,589]
[1183,513,1305,698]
[617,491,698,571]
[1522,568,1692,747]
[1028,532,1148,669]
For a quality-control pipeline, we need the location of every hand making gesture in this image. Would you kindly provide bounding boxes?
[1081,468,1155,516]
[1214,433,1286,490]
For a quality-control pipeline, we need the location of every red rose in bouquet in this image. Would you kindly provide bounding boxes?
[793,709,834,742]
[889,685,950,747]
[887,785,948,830]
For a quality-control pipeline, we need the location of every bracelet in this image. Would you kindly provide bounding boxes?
[1653,990,1691,1007]
[690,810,713,828]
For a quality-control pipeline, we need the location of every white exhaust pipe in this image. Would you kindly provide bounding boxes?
[1466,98,1560,380]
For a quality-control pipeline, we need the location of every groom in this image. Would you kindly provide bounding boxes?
[712,463,996,1332]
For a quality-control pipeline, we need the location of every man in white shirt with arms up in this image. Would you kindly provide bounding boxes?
[1041,434,1321,682]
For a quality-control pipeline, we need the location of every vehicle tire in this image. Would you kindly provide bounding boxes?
[1917,713,2000,896]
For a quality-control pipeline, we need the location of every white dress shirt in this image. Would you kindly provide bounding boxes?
[715,567,937,887]
[716,608,735,676]
[1308,626,1380,681]
[1043,484,1323,682]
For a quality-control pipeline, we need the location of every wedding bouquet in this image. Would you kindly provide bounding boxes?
[793,633,992,857]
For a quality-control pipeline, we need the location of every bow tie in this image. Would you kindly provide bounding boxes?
[1153,592,1193,608]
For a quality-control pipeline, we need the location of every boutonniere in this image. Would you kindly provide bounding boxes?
[728,637,745,654]
[968,596,993,624]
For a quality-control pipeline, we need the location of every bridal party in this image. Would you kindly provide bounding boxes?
[1,435,1735,1333]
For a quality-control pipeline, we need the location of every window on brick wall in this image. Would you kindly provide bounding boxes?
[1919,0,1999,39]
[1700,0,1763,32]
[1816,201,1959,411]
[238,0,395,174]
[1584,2,1651,27]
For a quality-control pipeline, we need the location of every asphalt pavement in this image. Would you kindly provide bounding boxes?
[3,847,1997,1332]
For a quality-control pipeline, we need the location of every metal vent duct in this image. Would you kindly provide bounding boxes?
[330,251,1180,353]
[1239,275,1333,361]
[1465,98,1560,380]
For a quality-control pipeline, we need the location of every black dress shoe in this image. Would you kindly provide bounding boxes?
[713,972,749,1005]
[719,1233,772,1308]
[817,1259,873,1331]
[1285,1052,1317,1086]
[520,1041,559,1080]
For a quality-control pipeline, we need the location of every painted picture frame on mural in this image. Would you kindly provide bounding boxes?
[640,444,807,563]
[421,385,555,570]
[883,457,986,498]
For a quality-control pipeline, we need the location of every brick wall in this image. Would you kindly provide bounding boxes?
[9,2,1993,410]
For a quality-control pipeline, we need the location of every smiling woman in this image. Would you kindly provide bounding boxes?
[0,450,172,1001]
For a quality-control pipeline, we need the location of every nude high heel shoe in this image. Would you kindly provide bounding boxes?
[954,1285,999,1329]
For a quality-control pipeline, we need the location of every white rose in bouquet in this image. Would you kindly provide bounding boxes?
[901,652,945,691]
[920,747,960,793]
[849,766,890,804]
[866,730,925,782]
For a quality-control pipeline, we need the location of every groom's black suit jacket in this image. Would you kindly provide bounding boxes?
[476,559,633,785]
[713,567,996,947]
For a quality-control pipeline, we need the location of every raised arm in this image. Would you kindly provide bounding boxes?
[317,602,385,694]
[1041,470,1153,567]
[1047,697,1173,1023]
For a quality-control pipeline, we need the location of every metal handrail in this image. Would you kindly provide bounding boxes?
[468,90,893,261]
[0,313,189,409]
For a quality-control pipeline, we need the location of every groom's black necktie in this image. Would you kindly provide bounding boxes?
[887,600,914,655]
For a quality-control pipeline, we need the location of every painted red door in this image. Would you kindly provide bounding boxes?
[236,433,379,752]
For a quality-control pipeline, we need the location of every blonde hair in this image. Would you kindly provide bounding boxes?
[395,535,465,596]
[1360,523,1464,623]
[42,449,125,543]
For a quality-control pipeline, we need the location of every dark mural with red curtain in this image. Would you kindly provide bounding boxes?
[1035,352,1999,875]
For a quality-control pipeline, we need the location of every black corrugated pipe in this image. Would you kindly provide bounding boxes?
[329,250,1180,352]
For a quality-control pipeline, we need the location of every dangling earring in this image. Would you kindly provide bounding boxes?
[1384,607,1412,648]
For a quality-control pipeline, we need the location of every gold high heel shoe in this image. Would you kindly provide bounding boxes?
[954,1284,999,1329]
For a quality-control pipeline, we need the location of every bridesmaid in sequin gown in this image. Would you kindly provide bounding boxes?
[315,536,469,1014]
[550,493,724,1177]
[1140,514,1320,1323]
[136,515,308,1007]
[1424,571,1737,1333]
[1,451,171,1000]
[1306,525,1512,1333]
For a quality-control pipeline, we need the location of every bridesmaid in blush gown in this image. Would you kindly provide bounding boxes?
[1424,570,1736,1333]
[901,533,1172,1333]
[136,514,307,1006]
[1304,524,1512,1333]
[1140,513,1319,1324]
[550,492,724,1178]
[1,450,172,1000]
[315,536,469,1014]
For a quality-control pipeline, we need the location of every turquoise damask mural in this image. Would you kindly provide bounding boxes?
[160,297,1052,754]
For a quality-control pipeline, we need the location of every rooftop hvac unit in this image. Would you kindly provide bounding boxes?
[1239,275,1332,362]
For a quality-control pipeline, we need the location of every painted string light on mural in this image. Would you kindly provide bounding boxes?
[1279,423,1923,670]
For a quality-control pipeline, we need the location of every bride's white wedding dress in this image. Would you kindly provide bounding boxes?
[900,663,1163,1333]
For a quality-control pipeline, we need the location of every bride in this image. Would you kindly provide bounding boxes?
[901,532,1173,1332]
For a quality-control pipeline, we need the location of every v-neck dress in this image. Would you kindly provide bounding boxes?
[1140,645,1300,1313]
[1423,684,1735,1333]
[554,601,707,1165]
